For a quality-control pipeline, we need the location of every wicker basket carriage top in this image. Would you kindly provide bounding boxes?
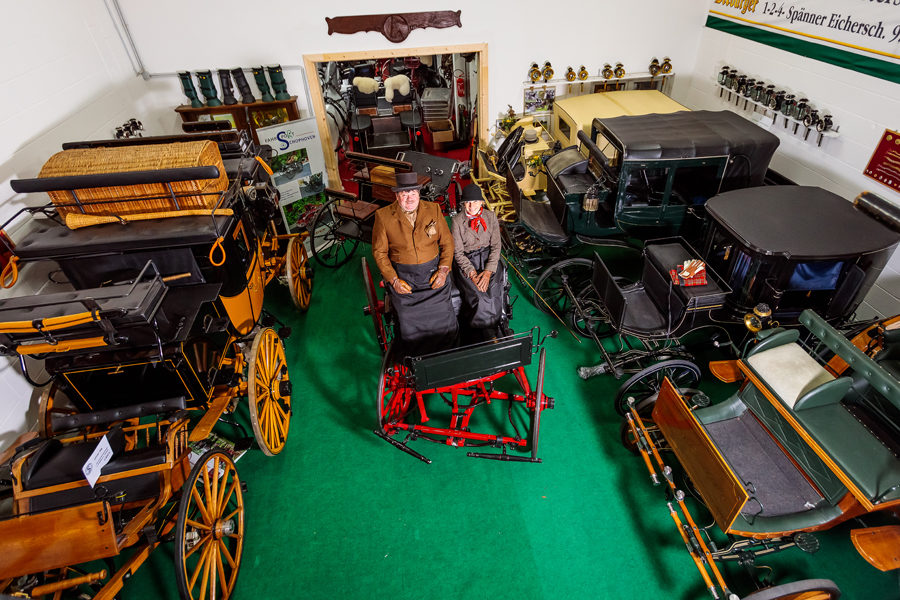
[38,141,229,220]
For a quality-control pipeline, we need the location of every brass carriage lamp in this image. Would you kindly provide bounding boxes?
[613,62,626,78]
[565,67,576,82]
[528,62,542,82]
[744,303,774,333]
[541,61,554,82]
[660,57,672,74]
[577,65,589,80]
[649,58,661,77]
[601,63,614,79]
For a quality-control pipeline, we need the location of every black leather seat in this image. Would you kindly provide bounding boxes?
[519,196,570,246]
[592,253,667,336]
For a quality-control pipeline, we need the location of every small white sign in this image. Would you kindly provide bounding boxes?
[82,435,114,488]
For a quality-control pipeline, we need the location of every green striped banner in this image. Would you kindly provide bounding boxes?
[706,15,900,85]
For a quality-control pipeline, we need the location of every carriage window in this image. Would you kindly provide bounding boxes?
[557,117,571,142]
[671,164,722,206]
[787,261,843,290]
[621,166,669,207]
[594,134,620,167]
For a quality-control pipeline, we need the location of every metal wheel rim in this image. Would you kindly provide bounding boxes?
[248,328,291,456]
[310,200,360,268]
[175,450,244,600]
[614,359,701,416]
[533,258,593,315]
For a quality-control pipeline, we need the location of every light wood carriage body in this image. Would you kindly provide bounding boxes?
[621,310,900,599]
[0,133,306,597]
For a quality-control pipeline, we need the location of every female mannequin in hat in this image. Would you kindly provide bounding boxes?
[451,183,506,336]
[371,171,457,353]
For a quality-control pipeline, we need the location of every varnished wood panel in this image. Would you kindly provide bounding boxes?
[653,379,748,532]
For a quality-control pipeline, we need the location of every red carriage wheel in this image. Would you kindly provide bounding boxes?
[248,327,291,456]
[175,450,245,600]
[361,257,390,354]
[377,352,412,435]
[529,347,547,462]
[285,236,313,311]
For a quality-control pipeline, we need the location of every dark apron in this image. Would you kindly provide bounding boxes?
[388,255,458,357]
[454,246,505,329]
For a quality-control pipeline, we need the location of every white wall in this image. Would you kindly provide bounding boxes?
[682,22,900,321]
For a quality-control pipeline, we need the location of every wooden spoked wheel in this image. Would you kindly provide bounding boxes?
[285,236,312,311]
[377,351,412,435]
[248,327,291,456]
[175,450,244,600]
[38,381,79,437]
[362,257,390,354]
[529,348,547,461]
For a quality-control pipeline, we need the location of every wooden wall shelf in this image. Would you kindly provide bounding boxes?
[175,97,301,144]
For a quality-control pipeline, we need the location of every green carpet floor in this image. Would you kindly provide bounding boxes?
[128,247,900,600]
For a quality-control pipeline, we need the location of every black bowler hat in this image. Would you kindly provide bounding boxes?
[391,171,423,192]
[460,183,485,203]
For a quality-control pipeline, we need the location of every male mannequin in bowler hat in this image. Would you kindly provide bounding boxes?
[371,171,457,353]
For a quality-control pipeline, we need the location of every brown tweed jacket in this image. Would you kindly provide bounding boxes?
[371,200,454,282]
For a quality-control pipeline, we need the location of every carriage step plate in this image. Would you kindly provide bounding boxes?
[373,429,431,464]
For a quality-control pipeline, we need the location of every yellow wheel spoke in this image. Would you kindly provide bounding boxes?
[191,487,213,525]
[222,506,241,523]
[219,540,236,569]
[210,456,220,516]
[186,518,211,532]
[215,543,229,594]
[219,478,236,516]
[202,466,213,521]
[185,532,212,560]
[188,543,212,592]
[203,545,215,600]
[217,468,232,516]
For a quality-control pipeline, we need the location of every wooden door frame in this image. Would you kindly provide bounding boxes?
[303,43,488,189]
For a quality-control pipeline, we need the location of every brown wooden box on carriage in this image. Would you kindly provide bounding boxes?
[38,140,229,218]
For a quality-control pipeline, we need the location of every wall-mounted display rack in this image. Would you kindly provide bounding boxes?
[714,67,838,147]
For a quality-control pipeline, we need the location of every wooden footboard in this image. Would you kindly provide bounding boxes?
[653,379,748,532]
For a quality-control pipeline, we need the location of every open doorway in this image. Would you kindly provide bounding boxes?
[303,43,488,192]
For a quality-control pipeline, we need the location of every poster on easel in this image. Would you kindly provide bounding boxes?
[256,118,329,233]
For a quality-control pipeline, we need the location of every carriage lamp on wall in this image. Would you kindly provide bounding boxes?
[565,67,576,82]
[528,62,542,83]
[577,65,589,80]
[714,66,838,147]
[613,62,626,78]
[649,58,660,77]
[601,63,614,79]
[660,57,672,74]
[541,61,554,82]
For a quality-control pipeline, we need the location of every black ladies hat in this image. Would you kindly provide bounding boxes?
[460,183,485,203]
[391,171,423,192]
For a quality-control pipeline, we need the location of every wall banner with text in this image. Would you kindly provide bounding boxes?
[706,1,900,84]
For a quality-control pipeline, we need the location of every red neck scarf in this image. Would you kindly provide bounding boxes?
[467,206,487,232]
